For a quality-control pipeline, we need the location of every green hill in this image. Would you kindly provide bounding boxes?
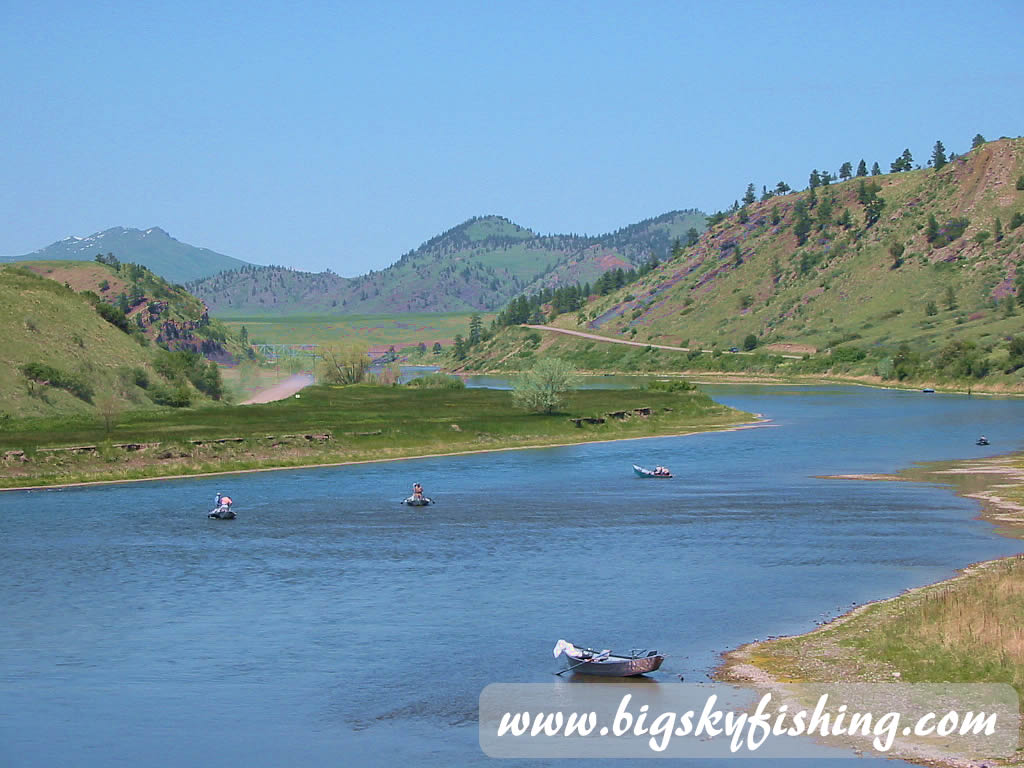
[4,226,253,283]
[0,261,249,420]
[462,138,1024,390]
[186,211,707,316]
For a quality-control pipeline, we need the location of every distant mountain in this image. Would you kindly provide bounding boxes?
[187,210,707,316]
[4,227,253,283]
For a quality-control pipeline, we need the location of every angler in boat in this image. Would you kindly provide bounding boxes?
[209,492,236,519]
[402,482,433,506]
[633,464,672,478]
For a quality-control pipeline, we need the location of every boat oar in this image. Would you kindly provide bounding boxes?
[554,651,610,676]
[554,659,591,676]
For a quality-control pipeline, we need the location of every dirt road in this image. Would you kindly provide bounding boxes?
[241,374,316,404]
[522,325,804,359]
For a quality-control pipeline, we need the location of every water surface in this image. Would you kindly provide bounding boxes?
[1,384,1021,767]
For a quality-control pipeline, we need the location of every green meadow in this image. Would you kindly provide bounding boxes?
[219,312,493,349]
[0,382,750,488]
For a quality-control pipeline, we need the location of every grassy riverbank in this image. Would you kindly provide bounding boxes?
[0,382,752,489]
[718,454,1024,765]
[454,326,1024,396]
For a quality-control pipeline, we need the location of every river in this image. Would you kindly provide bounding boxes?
[1,383,1021,766]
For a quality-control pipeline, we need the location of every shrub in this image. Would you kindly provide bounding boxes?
[95,302,131,332]
[831,346,867,363]
[315,345,370,385]
[742,333,758,351]
[122,367,150,389]
[926,216,970,247]
[1005,336,1024,373]
[406,373,465,390]
[889,242,905,268]
[20,362,94,402]
[512,357,579,414]
[149,384,191,407]
[646,379,695,393]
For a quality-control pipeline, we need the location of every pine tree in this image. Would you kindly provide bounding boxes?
[839,162,853,180]
[468,313,483,346]
[871,162,881,176]
[792,200,812,245]
[864,196,885,227]
[994,217,1003,242]
[742,183,756,205]
[453,334,467,360]
[931,140,947,170]
[686,227,700,247]
[809,169,821,189]
[971,133,986,148]
[856,159,868,177]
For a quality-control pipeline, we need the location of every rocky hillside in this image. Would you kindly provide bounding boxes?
[186,211,706,316]
[4,227,253,283]
[0,261,251,419]
[464,137,1024,389]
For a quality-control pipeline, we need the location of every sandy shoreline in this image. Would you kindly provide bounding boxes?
[0,420,771,493]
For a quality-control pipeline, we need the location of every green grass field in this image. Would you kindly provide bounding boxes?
[0,382,750,488]
[219,312,494,349]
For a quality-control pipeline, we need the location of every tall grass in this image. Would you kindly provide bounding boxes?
[846,556,1024,695]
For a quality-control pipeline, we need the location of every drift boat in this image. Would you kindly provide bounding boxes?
[553,640,665,677]
[402,496,433,506]
[633,464,672,478]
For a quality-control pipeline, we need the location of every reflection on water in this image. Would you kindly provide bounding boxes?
[1,384,1022,767]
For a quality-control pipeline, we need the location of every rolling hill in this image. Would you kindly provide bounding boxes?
[0,261,250,419]
[186,211,707,316]
[461,137,1024,390]
[4,226,253,283]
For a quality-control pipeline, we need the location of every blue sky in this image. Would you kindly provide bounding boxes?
[2,0,1021,275]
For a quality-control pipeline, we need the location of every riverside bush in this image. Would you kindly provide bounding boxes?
[645,379,696,392]
[20,362,94,402]
[406,373,465,389]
